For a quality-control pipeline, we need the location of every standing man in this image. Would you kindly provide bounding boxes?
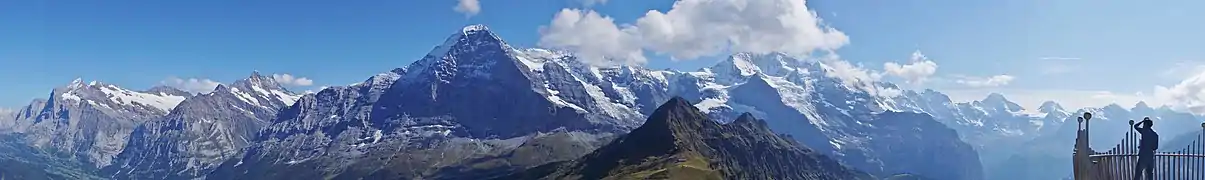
[1132,117,1159,180]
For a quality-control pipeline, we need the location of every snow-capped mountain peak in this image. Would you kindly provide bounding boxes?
[67,78,86,90]
[1132,101,1155,114]
[242,71,282,89]
[401,24,525,85]
[982,93,1009,104]
[224,72,302,108]
[1102,103,1127,112]
[427,24,508,59]
[1038,101,1065,114]
[712,52,800,78]
[461,24,492,35]
[978,93,1024,113]
[51,79,188,113]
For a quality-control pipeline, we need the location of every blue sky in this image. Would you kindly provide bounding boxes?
[2,0,1204,112]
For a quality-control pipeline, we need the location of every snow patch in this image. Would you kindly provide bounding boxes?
[730,57,760,76]
[87,100,112,110]
[97,85,187,112]
[285,158,312,165]
[371,130,383,144]
[270,89,301,106]
[544,89,588,113]
[830,139,845,149]
[514,53,547,72]
[229,88,262,107]
[61,93,82,102]
[232,105,255,116]
[580,77,636,119]
[760,76,826,129]
[462,24,489,33]
[695,98,729,113]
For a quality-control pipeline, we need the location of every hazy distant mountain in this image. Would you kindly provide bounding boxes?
[507,97,875,180]
[887,89,1071,167]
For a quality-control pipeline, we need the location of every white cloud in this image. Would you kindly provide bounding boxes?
[954,75,1015,88]
[822,58,882,86]
[454,0,481,17]
[636,0,848,59]
[539,0,848,64]
[162,77,222,93]
[876,86,903,98]
[817,52,894,97]
[539,9,646,66]
[883,51,938,85]
[1154,70,1205,114]
[271,74,314,86]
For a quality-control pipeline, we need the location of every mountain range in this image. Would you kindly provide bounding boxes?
[0,24,1200,180]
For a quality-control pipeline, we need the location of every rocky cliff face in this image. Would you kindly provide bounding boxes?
[2,80,187,167]
[513,97,875,180]
[105,72,300,179]
[207,25,649,179]
[208,25,981,180]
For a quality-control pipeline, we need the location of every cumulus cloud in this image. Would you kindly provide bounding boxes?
[539,9,646,66]
[634,0,848,59]
[822,58,882,86]
[883,51,938,85]
[162,77,222,93]
[539,0,848,65]
[454,0,481,17]
[816,53,895,97]
[1154,70,1205,114]
[954,75,1015,88]
[272,74,314,86]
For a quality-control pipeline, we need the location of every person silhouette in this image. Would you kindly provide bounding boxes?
[1132,117,1158,180]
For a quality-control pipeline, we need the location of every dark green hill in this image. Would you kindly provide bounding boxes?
[503,97,876,180]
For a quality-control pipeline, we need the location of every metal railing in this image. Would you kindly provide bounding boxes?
[1073,112,1205,180]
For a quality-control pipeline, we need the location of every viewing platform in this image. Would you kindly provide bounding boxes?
[1072,112,1205,180]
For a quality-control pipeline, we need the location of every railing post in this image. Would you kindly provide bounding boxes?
[1073,114,1089,180]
